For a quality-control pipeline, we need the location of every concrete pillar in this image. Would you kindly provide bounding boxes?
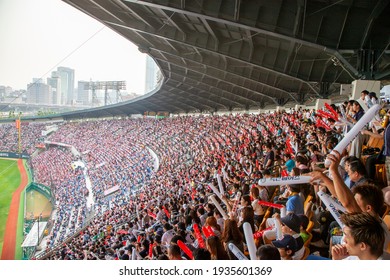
[351,80,381,100]
[315,99,332,110]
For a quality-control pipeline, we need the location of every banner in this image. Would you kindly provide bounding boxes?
[103,185,120,197]
[0,151,30,159]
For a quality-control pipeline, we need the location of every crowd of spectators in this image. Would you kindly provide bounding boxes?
[48,120,155,211]
[29,120,157,249]
[41,93,390,260]
[2,91,389,261]
[31,147,87,246]
[0,122,46,154]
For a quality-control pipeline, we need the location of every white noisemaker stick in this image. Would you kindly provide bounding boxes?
[228,243,248,260]
[243,222,257,260]
[325,104,381,166]
[318,190,345,227]
[258,176,312,186]
[209,195,229,220]
[217,174,224,195]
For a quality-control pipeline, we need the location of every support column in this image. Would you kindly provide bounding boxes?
[357,50,380,80]
[351,80,381,100]
[315,99,332,110]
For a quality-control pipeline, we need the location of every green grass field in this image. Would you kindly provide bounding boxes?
[0,159,21,257]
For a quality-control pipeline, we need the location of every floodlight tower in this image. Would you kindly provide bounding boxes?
[84,80,100,107]
[84,81,126,106]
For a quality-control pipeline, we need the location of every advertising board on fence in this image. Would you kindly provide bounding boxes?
[0,151,30,159]
[26,182,52,200]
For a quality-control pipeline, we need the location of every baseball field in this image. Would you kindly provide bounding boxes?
[0,158,28,259]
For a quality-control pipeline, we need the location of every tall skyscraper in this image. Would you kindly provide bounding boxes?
[0,86,13,101]
[57,66,75,105]
[145,56,159,93]
[77,81,90,105]
[27,79,52,104]
[47,73,61,105]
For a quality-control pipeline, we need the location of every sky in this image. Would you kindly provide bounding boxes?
[0,0,148,95]
[0,0,388,98]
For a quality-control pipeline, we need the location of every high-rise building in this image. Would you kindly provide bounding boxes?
[27,79,52,104]
[47,73,61,105]
[32,78,43,84]
[57,66,75,105]
[77,81,90,105]
[145,56,159,93]
[0,86,13,99]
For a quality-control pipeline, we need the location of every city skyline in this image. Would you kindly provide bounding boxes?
[1,67,135,106]
[0,0,149,95]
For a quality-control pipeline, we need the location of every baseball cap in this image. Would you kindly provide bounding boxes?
[280,213,301,233]
[272,234,298,252]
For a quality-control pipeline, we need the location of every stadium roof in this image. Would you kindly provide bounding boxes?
[60,0,390,119]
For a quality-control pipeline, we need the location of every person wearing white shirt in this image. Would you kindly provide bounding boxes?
[361,90,373,108]
[369,92,379,105]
